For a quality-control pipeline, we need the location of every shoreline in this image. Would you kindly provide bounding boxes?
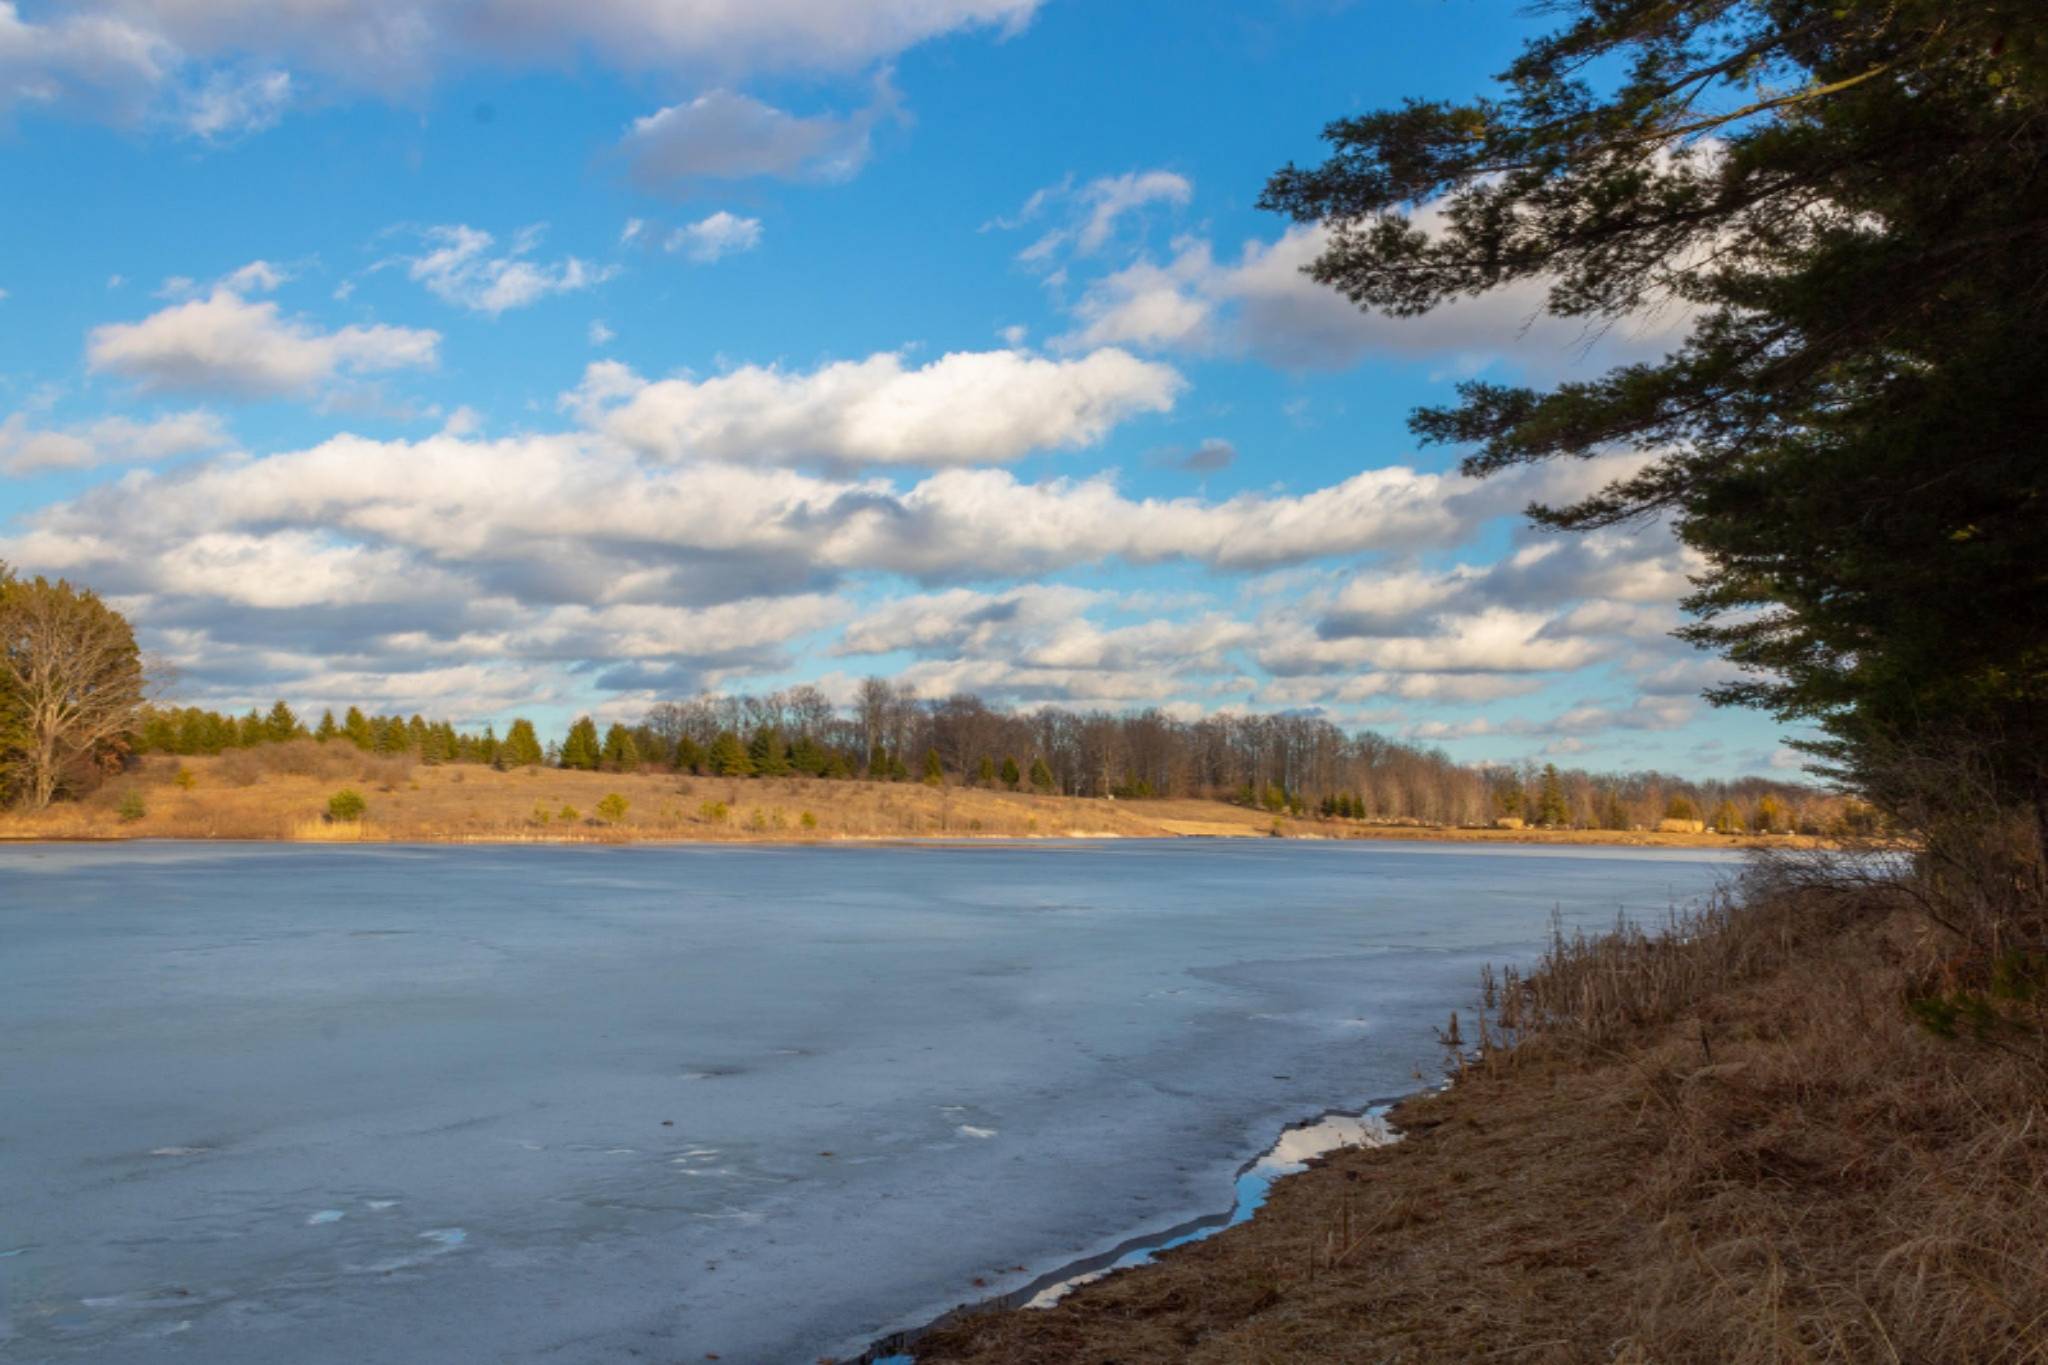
[0,755,1830,852]
[0,824,1810,852]
[900,885,2047,1364]
[853,1096,1416,1365]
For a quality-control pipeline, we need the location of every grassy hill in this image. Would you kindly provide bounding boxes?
[0,748,1808,848]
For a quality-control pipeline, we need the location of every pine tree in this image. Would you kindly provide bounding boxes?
[923,747,944,785]
[749,726,790,777]
[560,716,601,770]
[264,700,299,743]
[977,755,997,787]
[674,736,705,773]
[502,719,544,767]
[374,715,410,755]
[343,706,373,750]
[1030,757,1054,793]
[477,724,500,767]
[1537,765,1569,827]
[138,709,177,753]
[236,710,264,747]
[707,730,753,777]
[601,723,640,772]
[1262,0,2048,830]
[1000,756,1021,790]
[314,709,338,743]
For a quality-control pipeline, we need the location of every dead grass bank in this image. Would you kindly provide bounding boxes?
[1,751,1809,850]
[912,874,2048,1364]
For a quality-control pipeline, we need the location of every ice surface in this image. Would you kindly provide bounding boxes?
[0,839,1739,1363]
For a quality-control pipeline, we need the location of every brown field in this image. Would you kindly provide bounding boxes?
[910,879,2048,1365]
[0,748,1813,849]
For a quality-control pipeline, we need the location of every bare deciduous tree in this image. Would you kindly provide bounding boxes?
[0,570,146,810]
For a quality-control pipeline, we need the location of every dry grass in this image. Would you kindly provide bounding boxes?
[1,752,1814,849]
[911,870,2048,1364]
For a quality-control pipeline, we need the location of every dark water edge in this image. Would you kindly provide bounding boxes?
[857,1093,1416,1364]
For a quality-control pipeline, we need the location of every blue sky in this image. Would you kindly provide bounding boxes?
[0,0,1801,776]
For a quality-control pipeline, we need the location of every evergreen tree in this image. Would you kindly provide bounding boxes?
[477,724,500,767]
[374,715,410,755]
[1537,765,1570,827]
[749,726,790,776]
[343,706,373,750]
[264,700,299,743]
[236,710,264,747]
[977,755,997,787]
[923,747,944,785]
[1000,755,1021,790]
[866,744,887,780]
[791,735,828,776]
[314,709,338,743]
[673,736,706,773]
[707,730,753,777]
[1029,757,1054,793]
[1262,0,2048,829]
[560,716,601,770]
[501,718,544,767]
[601,722,640,772]
[138,709,177,753]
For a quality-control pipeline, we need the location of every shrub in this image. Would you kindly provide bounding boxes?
[172,766,196,790]
[800,810,817,830]
[116,789,146,823]
[698,800,729,824]
[217,738,413,788]
[557,804,579,822]
[530,802,552,825]
[327,788,367,822]
[596,793,629,823]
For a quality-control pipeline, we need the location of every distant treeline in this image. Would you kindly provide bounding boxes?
[138,681,1855,834]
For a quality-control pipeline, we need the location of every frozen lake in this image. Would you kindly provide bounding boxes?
[0,839,1740,1363]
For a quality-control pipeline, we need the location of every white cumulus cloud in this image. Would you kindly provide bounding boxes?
[664,212,763,264]
[0,408,231,474]
[575,346,1182,469]
[401,225,616,316]
[621,78,899,189]
[87,284,439,398]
